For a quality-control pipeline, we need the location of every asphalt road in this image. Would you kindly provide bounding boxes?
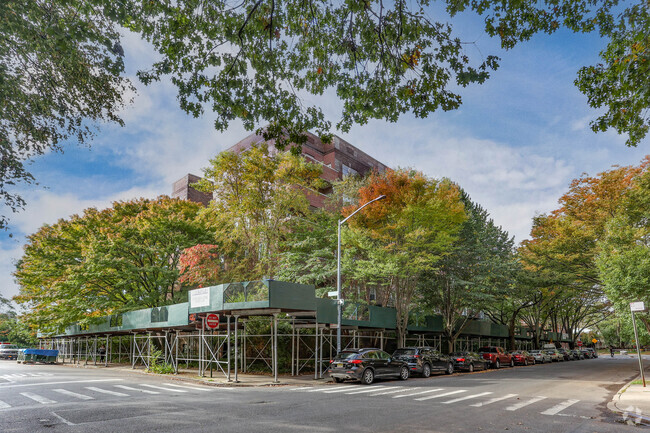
[0,356,644,432]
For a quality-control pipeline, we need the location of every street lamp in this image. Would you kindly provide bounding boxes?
[336,194,386,354]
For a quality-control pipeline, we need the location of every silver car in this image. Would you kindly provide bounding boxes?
[0,344,19,360]
[530,350,551,363]
[544,349,563,362]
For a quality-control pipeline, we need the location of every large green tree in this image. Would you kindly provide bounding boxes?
[14,196,212,333]
[1,1,132,229]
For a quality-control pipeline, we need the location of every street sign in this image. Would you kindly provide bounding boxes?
[577,341,583,347]
[630,301,645,312]
[327,291,338,298]
[592,338,598,344]
[205,313,220,329]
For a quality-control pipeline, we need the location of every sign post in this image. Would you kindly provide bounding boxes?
[630,301,646,387]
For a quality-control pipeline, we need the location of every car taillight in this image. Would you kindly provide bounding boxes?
[456,358,465,362]
[349,359,363,364]
[414,355,420,358]
[329,359,334,363]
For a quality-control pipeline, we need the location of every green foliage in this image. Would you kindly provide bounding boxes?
[147,349,175,374]
[0,0,133,229]
[14,196,214,333]
[0,300,38,346]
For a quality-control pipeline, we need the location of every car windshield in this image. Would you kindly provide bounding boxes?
[1,345,17,349]
[334,352,359,360]
[393,349,417,356]
[530,350,540,354]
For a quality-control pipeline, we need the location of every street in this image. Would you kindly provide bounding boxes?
[0,356,645,432]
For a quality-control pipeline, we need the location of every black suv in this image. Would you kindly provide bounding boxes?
[328,348,410,385]
[392,346,454,377]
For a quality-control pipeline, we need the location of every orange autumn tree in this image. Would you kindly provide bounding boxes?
[343,169,466,346]
[178,244,224,289]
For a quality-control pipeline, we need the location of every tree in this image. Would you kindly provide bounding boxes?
[14,196,212,333]
[344,169,466,346]
[597,165,650,333]
[418,190,516,352]
[1,1,133,229]
[194,144,326,280]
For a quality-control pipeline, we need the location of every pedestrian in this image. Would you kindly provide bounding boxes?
[98,345,106,362]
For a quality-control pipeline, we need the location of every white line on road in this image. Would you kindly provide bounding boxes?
[0,378,123,389]
[369,387,408,396]
[53,389,94,400]
[140,384,188,393]
[51,412,76,426]
[85,387,129,397]
[415,389,467,401]
[163,383,213,392]
[114,385,159,395]
[21,392,56,404]
[506,396,547,411]
[345,386,389,395]
[0,400,11,409]
[541,399,579,415]
[322,386,362,394]
[393,388,443,398]
[470,393,518,407]
[289,387,310,391]
[306,387,333,392]
[443,392,493,404]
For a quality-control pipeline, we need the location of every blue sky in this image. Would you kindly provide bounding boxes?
[1,9,648,304]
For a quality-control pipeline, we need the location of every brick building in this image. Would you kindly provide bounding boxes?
[172,131,388,208]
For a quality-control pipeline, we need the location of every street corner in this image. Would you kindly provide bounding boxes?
[609,379,650,426]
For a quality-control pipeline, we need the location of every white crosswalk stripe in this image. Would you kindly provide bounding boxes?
[443,392,492,404]
[306,387,334,392]
[506,396,547,411]
[85,386,129,397]
[345,386,389,395]
[0,400,11,409]
[369,387,408,396]
[163,383,213,392]
[322,386,361,394]
[393,388,443,398]
[21,392,56,404]
[415,389,466,401]
[470,393,517,407]
[115,385,159,394]
[140,384,188,393]
[53,389,94,400]
[541,399,579,415]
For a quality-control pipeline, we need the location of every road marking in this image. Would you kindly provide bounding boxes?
[0,378,123,389]
[85,387,129,397]
[53,389,94,400]
[51,412,76,426]
[370,387,408,396]
[471,393,518,407]
[322,386,362,394]
[506,396,547,411]
[415,389,467,401]
[21,392,56,404]
[163,383,213,392]
[0,400,11,409]
[140,384,188,393]
[443,391,493,404]
[541,399,579,415]
[115,385,159,394]
[289,387,310,391]
[393,388,443,398]
[306,387,332,392]
[345,386,389,395]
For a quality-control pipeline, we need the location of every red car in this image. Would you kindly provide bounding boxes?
[509,350,535,366]
[478,346,513,369]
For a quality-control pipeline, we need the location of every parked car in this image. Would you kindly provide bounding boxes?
[328,348,410,384]
[450,351,489,372]
[544,349,563,362]
[530,350,551,363]
[557,348,572,361]
[571,349,585,360]
[0,344,19,360]
[509,350,536,366]
[586,348,598,358]
[579,349,593,359]
[392,347,454,377]
[478,346,513,369]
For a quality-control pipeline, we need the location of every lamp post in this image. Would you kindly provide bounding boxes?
[336,194,386,354]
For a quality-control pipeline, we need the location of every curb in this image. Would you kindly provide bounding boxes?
[607,377,650,426]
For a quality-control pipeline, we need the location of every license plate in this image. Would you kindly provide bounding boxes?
[336,363,343,368]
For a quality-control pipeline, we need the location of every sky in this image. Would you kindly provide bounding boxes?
[1,8,648,305]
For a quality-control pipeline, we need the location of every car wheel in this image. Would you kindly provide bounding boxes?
[445,363,454,375]
[510,359,515,367]
[333,377,344,383]
[494,360,500,369]
[524,359,528,366]
[468,363,474,373]
[422,363,431,378]
[533,359,536,365]
[399,366,409,380]
[362,368,375,385]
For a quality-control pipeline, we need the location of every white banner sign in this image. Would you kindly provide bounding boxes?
[190,287,210,308]
[630,301,645,312]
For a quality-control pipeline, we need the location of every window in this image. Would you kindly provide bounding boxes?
[342,164,358,176]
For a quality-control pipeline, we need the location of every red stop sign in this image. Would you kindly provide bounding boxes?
[205,314,220,329]
[577,341,583,347]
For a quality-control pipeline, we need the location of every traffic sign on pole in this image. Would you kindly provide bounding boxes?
[205,313,220,329]
[577,341,583,347]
